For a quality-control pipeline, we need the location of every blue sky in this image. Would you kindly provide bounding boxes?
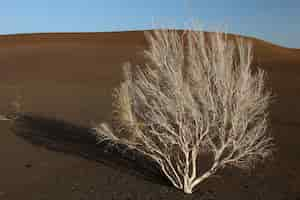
[0,0,299,48]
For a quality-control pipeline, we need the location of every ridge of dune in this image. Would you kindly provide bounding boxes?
[0,30,298,49]
[0,30,299,82]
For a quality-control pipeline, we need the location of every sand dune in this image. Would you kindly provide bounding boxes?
[0,31,299,200]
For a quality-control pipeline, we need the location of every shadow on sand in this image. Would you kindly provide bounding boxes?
[11,113,170,187]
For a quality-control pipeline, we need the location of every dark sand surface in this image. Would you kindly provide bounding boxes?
[0,31,299,200]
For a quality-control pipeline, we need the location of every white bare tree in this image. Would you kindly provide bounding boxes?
[94,29,274,194]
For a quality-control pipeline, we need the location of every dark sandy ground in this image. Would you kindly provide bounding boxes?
[0,31,299,200]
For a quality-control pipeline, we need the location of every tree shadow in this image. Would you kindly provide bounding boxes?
[11,113,170,187]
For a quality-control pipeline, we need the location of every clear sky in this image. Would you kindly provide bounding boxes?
[0,0,299,48]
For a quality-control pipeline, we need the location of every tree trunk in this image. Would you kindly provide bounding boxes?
[183,176,193,194]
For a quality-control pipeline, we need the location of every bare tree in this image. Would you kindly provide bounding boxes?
[95,29,274,194]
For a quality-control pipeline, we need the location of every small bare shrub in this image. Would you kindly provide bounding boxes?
[1,90,23,121]
[95,29,274,194]
[0,115,9,121]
